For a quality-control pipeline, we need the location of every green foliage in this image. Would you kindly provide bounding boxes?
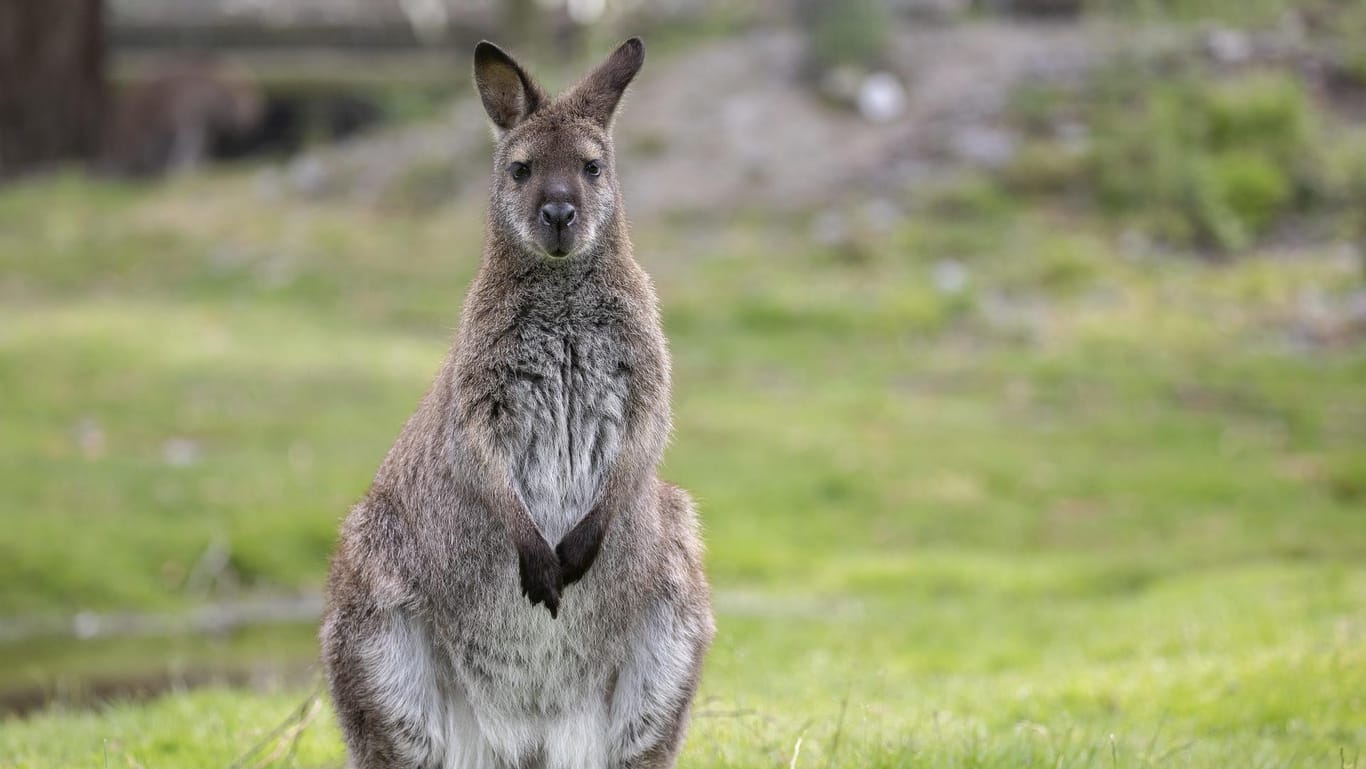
[1104,74,1301,247]
[801,0,891,69]
[389,158,459,212]
[1193,150,1295,249]
[1003,142,1088,196]
[1316,130,1366,216]
[921,175,1018,222]
[1205,74,1314,160]
[1003,7,1366,255]
[370,87,454,125]
[1080,72,1318,251]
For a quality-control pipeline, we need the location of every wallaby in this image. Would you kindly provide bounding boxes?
[321,38,715,769]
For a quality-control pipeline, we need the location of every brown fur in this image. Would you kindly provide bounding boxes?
[322,38,713,769]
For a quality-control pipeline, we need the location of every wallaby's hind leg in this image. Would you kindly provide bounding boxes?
[323,601,444,769]
[608,599,710,768]
[324,600,501,769]
[607,487,714,769]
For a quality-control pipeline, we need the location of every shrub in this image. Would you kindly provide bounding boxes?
[1206,75,1313,163]
[1193,151,1294,251]
[1085,73,1313,251]
[1004,142,1088,196]
[799,0,890,70]
[1317,133,1366,205]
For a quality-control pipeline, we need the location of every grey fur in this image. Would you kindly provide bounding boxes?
[321,37,714,769]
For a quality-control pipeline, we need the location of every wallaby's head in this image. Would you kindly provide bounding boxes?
[474,38,644,261]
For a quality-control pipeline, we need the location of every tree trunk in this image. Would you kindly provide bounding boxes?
[0,0,107,179]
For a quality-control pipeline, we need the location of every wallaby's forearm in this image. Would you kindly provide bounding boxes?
[558,378,670,586]
[454,400,567,616]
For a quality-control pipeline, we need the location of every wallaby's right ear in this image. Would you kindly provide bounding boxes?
[565,37,645,128]
[473,41,545,133]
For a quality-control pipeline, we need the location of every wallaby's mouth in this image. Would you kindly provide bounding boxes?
[537,240,573,260]
[537,228,577,260]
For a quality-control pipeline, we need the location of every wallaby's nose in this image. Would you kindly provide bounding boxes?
[540,202,576,228]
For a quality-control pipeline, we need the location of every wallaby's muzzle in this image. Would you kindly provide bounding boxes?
[539,201,577,256]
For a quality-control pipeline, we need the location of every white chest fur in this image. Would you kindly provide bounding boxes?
[505,332,628,544]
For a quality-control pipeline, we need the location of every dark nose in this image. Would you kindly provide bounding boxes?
[540,202,576,228]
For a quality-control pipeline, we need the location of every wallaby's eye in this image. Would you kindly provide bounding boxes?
[509,162,530,182]
[584,161,602,178]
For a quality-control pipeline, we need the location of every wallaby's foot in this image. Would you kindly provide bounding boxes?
[557,508,606,587]
[517,537,563,617]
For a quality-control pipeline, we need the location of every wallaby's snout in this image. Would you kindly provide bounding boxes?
[540,201,575,228]
[538,180,578,255]
[540,199,576,254]
[474,37,644,261]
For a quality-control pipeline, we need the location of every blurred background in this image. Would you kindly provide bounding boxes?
[1,1,1363,767]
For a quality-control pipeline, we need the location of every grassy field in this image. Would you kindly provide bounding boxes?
[1,150,1363,769]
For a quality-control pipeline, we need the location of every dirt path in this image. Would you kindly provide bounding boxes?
[619,21,1107,217]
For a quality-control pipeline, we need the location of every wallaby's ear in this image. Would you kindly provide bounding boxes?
[473,41,545,133]
[566,37,645,128]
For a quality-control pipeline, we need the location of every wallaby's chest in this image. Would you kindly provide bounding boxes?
[499,319,630,543]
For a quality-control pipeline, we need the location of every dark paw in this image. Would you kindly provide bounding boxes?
[556,514,605,587]
[517,540,562,618]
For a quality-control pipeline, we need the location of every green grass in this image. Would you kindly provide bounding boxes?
[0,166,1362,767]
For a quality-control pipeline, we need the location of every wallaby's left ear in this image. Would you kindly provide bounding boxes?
[474,40,545,133]
[567,37,645,128]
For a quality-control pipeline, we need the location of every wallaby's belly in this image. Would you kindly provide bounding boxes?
[505,332,629,544]
[385,588,631,768]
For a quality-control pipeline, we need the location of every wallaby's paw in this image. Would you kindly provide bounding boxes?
[517,540,563,618]
[556,514,605,587]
